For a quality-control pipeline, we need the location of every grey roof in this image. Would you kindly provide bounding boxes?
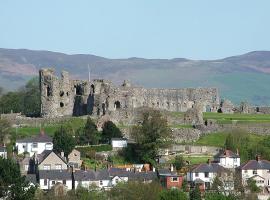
[25,174,37,184]
[39,170,72,180]
[239,160,270,170]
[74,169,110,181]
[191,163,225,173]
[158,169,177,176]
[0,146,6,152]
[109,168,157,181]
[16,133,52,143]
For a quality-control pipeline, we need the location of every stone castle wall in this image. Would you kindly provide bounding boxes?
[40,68,220,118]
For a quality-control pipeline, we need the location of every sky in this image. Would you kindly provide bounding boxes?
[0,0,270,60]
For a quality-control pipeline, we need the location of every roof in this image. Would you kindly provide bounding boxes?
[0,146,6,152]
[37,150,67,165]
[16,132,52,143]
[158,169,178,176]
[190,163,225,173]
[74,169,110,181]
[108,168,157,181]
[214,150,240,158]
[39,170,72,180]
[239,160,270,170]
[25,174,37,184]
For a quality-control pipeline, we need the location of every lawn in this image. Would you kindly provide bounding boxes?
[183,156,212,165]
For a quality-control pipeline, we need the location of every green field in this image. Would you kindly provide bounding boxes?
[183,156,212,165]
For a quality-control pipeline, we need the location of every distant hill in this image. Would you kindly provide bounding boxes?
[1,48,270,105]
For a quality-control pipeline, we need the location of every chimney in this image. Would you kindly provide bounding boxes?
[61,151,65,158]
[207,159,211,165]
[236,148,239,155]
[256,155,261,162]
[40,129,45,136]
[152,167,156,172]
[170,164,174,172]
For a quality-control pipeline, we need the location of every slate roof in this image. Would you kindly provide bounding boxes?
[39,170,72,180]
[239,160,270,170]
[214,150,239,158]
[74,169,110,181]
[16,132,52,143]
[190,163,225,173]
[0,146,6,152]
[157,169,177,176]
[108,168,157,181]
[25,174,37,184]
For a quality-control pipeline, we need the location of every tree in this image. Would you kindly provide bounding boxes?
[159,189,188,200]
[131,109,172,165]
[102,121,123,143]
[0,157,36,200]
[189,185,201,200]
[0,119,11,144]
[211,176,223,191]
[174,155,185,170]
[109,181,161,200]
[53,126,76,156]
[247,178,261,193]
[205,192,238,200]
[77,117,101,145]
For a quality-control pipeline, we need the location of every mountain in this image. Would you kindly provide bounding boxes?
[1,48,270,105]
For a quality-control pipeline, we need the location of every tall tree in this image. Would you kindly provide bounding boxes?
[0,119,11,144]
[53,126,76,156]
[0,157,36,200]
[131,109,172,165]
[77,117,101,145]
[102,121,123,143]
[189,185,201,200]
[174,155,185,170]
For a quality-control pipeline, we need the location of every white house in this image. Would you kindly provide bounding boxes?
[214,149,240,168]
[74,169,111,190]
[186,161,227,190]
[39,170,73,190]
[238,155,270,188]
[111,138,127,149]
[0,145,7,158]
[16,131,53,156]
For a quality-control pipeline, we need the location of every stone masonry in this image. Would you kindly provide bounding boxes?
[40,68,220,118]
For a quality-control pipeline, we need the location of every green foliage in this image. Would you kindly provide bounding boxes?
[0,119,12,144]
[173,155,185,170]
[189,185,201,200]
[77,117,101,145]
[102,121,123,142]
[76,144,112,157]
[53,126,76,156]
[247,179,261,193]
[109,181,161,200]
[205,192,239,200]
[131,109,172,165]
[211,176,223,191]
[0,77,40,117]
[159,189,188,200]
[0,157,36,200]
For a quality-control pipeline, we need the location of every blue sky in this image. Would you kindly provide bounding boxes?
[0,0,269,59]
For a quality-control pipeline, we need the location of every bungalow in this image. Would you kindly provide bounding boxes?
[39,170,73,190]
[214,149,240,168]
[186,161,226,190]
[238,155,270,188]
[16,131,53,156]
[0,145,7,158]
[74,169,111,190]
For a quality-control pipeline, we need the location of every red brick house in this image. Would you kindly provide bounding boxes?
[158,169,183,189]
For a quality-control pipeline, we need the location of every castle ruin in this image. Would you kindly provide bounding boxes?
[40,68,220,118]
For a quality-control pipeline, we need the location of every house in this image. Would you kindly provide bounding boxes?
[214,149,240,168]
[0,145,7,158]
[111,138,127,149]
[158,168,183,189]
[19,153,36,174]
[39,170,73,190]
[74,169,111,190]
[68,149,82,169]
[36,150,68,170]
[16,131,53,156]
[186,161,226,190]
[238,155,270,188]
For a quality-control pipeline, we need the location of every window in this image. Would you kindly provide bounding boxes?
[244,170,248,173]
[44,179,47,186]
[45,143,52,150]
[24,164,29,171]
[253,170,257,175]
[268,180,270,186]
[233,158,237,163]
[205,182,211,189]
[204,172,209,178]
[55,164,62,170]
[32,143,38,148]
[43,164,51,170]
[195,172,199,177]
[63,180,66,185]
[115,178,119,183]
[171,177,178,182]
[100,180,103,186]
[52,181,55,185]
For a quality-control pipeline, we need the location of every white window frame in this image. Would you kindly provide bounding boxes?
[43,164,51,170]
[55,164,62,170]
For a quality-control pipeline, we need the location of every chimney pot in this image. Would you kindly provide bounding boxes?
[256,155,261,162]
